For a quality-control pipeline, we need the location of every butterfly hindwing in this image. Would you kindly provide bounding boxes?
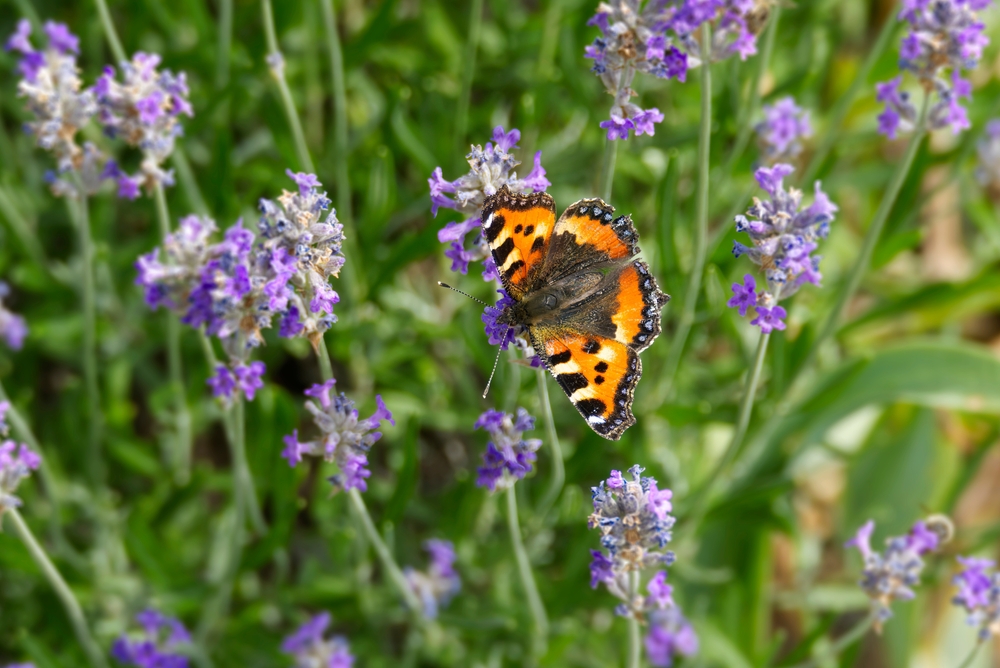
[538,332,640,440]
[611,260,668,353]
[481,187,556,299]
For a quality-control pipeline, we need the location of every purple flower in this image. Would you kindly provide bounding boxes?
[428,126,550,281]
[206,365,236,399]
[234,361,266,401]
[749,305,786,334]
[282,613,354,668]
[285,169,321,197]
[727,274,757,317]
[5,19,32,54]
[756,97,812,162]
[482,289,517,351]
[646,571,674,609]
[0,437,41,515]
[282,378,394,494]
[475,408,542,492]
[405,539,462,619]
[954,557,995,610]
[589,549,615,588]
[606,470,625,489]
[600,115,634,141]
[111,609,190,668]
[846,518,945,631]
[645,608,699,667]
[632,108,665,137]
[43,21,79,55]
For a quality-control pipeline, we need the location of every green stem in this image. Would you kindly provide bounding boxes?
[154,184,193,484]
[784,611,874,668]
[216,0,233,89]
[654,28,713,404]
[505,484,549,658]
[171,149,209,216]
[93,0,127,63]
[535,369,564,517]
[196,396,247,643]
[6,508,109,668]
[626,570,641,668]
[536,0,564,80]
[956,642,984,668]
[599,137,618,203]
[346,487,425,619]
[0,186,47,271]
[316,337,335,383]
[73,195,104,485]
[320,0,352,227]
[800,16,897,185]
[454,0,485,149]
[0,379,71,558]
[684,328,771,526]
[727,7,781,169]
[802,97,929,376]
[261,0,316,174]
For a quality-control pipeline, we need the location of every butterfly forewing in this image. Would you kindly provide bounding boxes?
[481,189,556,299]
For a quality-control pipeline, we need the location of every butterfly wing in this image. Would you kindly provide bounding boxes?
[542,197,639,281]
[481,186,557,299]
[532,260,668,440]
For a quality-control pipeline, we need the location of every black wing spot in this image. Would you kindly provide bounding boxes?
[524,225,534,236]
[594,375,605,385]
[548,350,572,365]
[582,339,601,354]
[594,361,609,373]
[575,398,606,417]
[557,373,589,394]
[530,236,545,253]
[503,260,525,281]
[514,224,523,234]
[494,237,516,265]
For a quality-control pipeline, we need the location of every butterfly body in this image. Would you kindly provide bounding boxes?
[482,185,669,440]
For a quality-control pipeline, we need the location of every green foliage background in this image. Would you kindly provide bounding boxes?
[2,0,1000,666]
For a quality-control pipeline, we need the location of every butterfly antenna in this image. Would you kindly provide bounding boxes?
[438,281,490,307]
[482,345,504,399]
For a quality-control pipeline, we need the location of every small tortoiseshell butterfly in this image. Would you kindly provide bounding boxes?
[482,184,669,440]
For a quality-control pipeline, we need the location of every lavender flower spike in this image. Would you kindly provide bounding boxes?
[729,163,837,334]
[281,612,355,668]
[645,607,699,667]
[111,609,192,668]
[952,556,1000,640]
[475,408,542,492]
[845,518,945,631]
[585,1,762,138]
[405,539,462,619]
[875,0,993,137]
[428,125,550,281]
[0,282,28,350]
[0,436,40,517]
[756,96,812,163]
[7,20,104,198]
[281,379,395,493]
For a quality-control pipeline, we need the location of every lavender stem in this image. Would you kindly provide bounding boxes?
[506,484,549,657]
[627,570,641,668]
[535,368,564,517]
[92,0,126,63]
[600,137,619,203]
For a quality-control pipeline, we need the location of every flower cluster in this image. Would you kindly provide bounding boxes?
[975,119,1000,195]
[6,20,104,197]
[728,164,837,333]
[136,171,344,366]
[588,466,694,666]
[95,51,193,196]
[206,361,265,405]
[0,401,40,518]
[111,609,191,668]
[474,408,542,492]
[876,0,993,138]
[755,96,812,163]
[281,378,395,493]
[281,613,354,668]
[952,556,1000,640]
[0,282,28,351]
[405,539,462,619]
[845,519,942,631]
[429,126,549,281]
[585,0,760,139]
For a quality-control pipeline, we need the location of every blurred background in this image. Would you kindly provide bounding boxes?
[2,0,1000,665]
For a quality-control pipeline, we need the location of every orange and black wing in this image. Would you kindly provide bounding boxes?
[542,197,640,281]
[481,186,556,300]
[532,260,668,440]
[536,332,641,440]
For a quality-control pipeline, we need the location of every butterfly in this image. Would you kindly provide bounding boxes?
[481,184,669,440]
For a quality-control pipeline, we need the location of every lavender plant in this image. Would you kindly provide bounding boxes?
[953,556,1000,640]
[404,539,462,619]
[111,610,192,668]
[281,613,354,668]
[429,126,549,282]
[755,96,812,164]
